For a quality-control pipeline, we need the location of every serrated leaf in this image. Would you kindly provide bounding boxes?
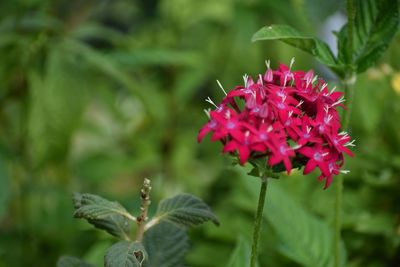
[151,193,219,229]
[227,236,258,267]
[143,222,189,267]
[236,177,346,267]
[338,0,399,72]
[57,256,95,267]
[105,241,147,267]
[252,24,343,75]
[73,193,133,239]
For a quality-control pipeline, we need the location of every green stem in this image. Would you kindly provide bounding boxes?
[334,1,356,266]
[250,176,268,267]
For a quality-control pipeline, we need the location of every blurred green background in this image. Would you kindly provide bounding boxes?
[0,0,399,266]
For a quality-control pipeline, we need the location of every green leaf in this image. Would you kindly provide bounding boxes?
[236,177,346,267]
[105,241,147,267]
[57,256,95,267]
[73,193,134,239]
[338,0,399,72]
[143,222,189,267]
[0,157,9,218]
[28,44,89,165]
[150,193,219,229]
[227,236,258,267]
[252,24,342,75]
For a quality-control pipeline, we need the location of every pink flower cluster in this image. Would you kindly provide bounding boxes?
[198,62,354,188]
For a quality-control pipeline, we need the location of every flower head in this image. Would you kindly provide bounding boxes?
[198,60,354,189]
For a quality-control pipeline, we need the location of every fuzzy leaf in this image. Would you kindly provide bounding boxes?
[337,0,399,72]
[105,241,147,267]
[252,24,342,74]
[143,222,189,267]
[57,256,95,267]
[73,193,133,239]
[152,193,219,228]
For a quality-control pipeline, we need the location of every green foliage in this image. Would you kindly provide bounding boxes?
[57,256,95,267]
[0,158,9,218]
[153,193,220,228]
[252,24,342,75]
[337,0,399,73]
[227,237,258,267]
[143,222,189,267]
[105,241,147,267]
[234,177,346,267]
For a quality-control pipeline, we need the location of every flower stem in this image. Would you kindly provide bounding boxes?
[135,178,152,242]
[250,176,268,267]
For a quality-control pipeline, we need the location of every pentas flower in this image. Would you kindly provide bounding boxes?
[198,60,355,189]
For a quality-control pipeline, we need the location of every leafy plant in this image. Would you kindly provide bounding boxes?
[58,179,219,267]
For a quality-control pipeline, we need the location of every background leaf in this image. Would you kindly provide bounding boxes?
[143,222,189,267]
[57,256,95,267]
[252,24,343,76]
[235,177,346,267]
[337,0,399,72]
[227,236,258,267]
[152,193,219,228]
[105,241,147,267]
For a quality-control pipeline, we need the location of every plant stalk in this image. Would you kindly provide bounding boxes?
[135,178,152,242]
[250,176,268,267]
[334,1,356,266]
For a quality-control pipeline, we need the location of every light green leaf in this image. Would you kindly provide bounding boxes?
[338,0,399,72]
[105,241,147,267]
[149,193,219,229]
[57,256,95,267]
[0,157,9,218]
[73,193,134,239]
[28,44,89,165]
[252,24,342,75]
[236,177,346,267]
[227,236,258,267]
[143,222,189,267]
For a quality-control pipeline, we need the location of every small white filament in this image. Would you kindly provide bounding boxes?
[216,80,227,95]
[205,97,218,108]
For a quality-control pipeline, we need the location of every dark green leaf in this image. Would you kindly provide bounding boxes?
[151,193,219,228]
[252,25,342,75]
[105,241,147,267]
[57,256,95,267]
[338,0,399,72]
[0,157,9,218]
[143,222,189,267]
[73,193,134,239]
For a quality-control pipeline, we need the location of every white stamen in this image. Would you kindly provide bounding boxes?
[204,108,211,118]
[306,126,312,133]
[265,60,271,69]
[330,96,346,107]
[216,80,227,95]
[329,86,337,95]
[267,126,273,132]
[322,152,329,157]
[296,100,304,108]
[340,170,350,174]
[338,131,348,136]
[243,74,248,88]
[292,144,301,150]
[321,83,328,91]
[288,111,293,117]
[289,57,295,71]
[312,75,318,84]
[324,105,329,114]
[205,97,218,108]
[225,109,231,119]
[258,74,264,86]
[344,139,356,147]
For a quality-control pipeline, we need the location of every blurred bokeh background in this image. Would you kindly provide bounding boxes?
[0,0,399,266]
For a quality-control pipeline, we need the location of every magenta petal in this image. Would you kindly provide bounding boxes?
[304,160,317,174]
